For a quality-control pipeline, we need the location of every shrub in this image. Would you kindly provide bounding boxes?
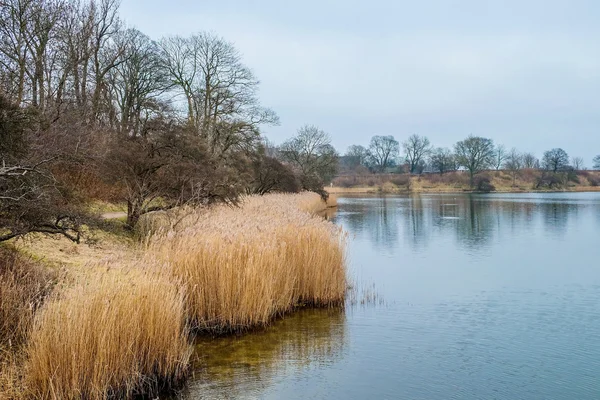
[388,175,410,187]
[474,175,496,192]
[588,175,600,187]
[535,172,564,189]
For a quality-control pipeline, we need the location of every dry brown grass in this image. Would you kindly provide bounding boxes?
[2,192,345,399]
[0,248,57,351]
[24,265,192,400]
[149,192,347,333]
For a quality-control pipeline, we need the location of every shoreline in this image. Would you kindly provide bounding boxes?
[327,186,600,195]
[0,193,346,399]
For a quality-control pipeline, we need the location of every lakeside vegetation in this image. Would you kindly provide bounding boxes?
[330,170,600,194]
[0,192,346,399]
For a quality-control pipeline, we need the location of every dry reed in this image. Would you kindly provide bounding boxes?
[150,192,347,332]
[24,265,192,400]
[0,248,56,351]
[6,192,345,399]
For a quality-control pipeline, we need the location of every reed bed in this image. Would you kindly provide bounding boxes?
[2,192,345,399]
[150,192,347,332]
[24,265,192,400]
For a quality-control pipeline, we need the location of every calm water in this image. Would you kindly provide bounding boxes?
[181,192,600,399]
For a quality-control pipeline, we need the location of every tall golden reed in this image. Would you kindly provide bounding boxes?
[24,266,192,400]
[13,192,345,399]
[150,192,347,332]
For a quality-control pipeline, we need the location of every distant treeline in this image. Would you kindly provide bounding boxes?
[339,134,600,182]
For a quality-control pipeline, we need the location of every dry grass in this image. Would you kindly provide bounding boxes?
[331,171,600,194]
[24,265,192,400]
[0,248,57,351]
[2,192,345,399]
[149,192,347,333]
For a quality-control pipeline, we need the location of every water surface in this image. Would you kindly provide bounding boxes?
[182,192,600,399]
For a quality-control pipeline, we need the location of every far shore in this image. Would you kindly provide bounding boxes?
[327,185,600,195]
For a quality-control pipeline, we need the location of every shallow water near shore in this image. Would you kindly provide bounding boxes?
[180,192,600,399]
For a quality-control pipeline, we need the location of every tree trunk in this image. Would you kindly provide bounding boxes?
[126,199,142,229]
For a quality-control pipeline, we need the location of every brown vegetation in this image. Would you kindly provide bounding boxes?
[0,248,56,351]
[24,266,192,400]
[0,193,346,399]
[330,170,600,194]
[149,193,347,333]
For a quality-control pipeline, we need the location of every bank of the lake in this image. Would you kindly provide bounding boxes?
[0,193,346,399]
[329,170,600,195]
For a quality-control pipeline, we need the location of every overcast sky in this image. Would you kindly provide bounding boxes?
[119,0,600,164]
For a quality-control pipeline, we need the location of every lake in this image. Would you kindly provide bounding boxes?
[181,192,600,399]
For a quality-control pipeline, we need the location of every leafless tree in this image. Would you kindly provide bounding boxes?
[368,135,399,172]
[504,148,523,186]
[593,155,600,170]
[542,148,570,172]
[493,145,507,170]
[454,135,495,186]
[403,134,431,174]
[344,144,368,169]
[159,32,277,156]
[571,156,584,171]
[106,28,168,136]
[522,152,539,169]
[0,93,83,242]
[279,125,338,197]
[430,147,456,174]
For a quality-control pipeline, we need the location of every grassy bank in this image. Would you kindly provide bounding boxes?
[0,192,346,399]
[329,170,600,194]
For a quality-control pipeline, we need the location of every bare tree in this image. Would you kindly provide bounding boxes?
[403,134,431,174]
[159,32,277,155]
[454,135,495,186]
[522,152,539,169]
[344,144,368,169]
[571,156,584,171]
[430,147,456,174]
[493,145,507,170]
[0,0,34,104]
[0,94,83,242]
[367,135,399,172]
[542,148,570,172]
[504,148,523,186]
[594,155,600,170]
[279,125,338,197]
[106,28,167,136]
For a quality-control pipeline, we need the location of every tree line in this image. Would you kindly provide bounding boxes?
[0,0,335,242]
[340,134,600,185]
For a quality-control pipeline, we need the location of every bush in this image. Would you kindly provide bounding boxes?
[332,176,357,188]
[588,175,600,187]
[474,175,496,192]
[388,175,410,187]
[535,172,564,189]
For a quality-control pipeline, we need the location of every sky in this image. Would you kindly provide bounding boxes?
[119,0,600,164]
